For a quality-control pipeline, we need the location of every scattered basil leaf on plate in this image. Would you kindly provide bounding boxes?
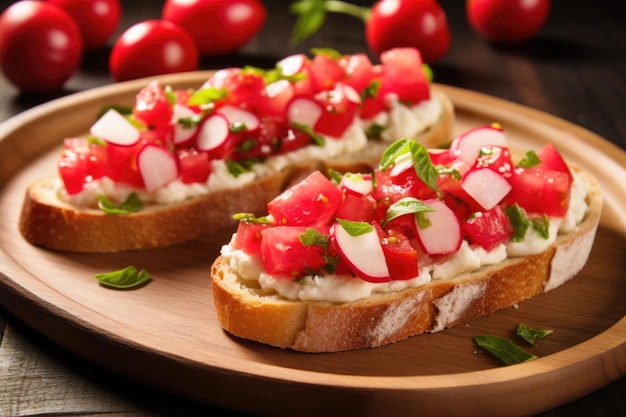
[517,323,554,346]
[94,266,151,289]
[474,335,538,365]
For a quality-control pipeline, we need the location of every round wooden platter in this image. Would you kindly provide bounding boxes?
[1,73,625,417]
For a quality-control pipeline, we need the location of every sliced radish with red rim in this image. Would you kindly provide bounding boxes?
[90,109,140,146]
[196,114,230,151]
[137,145,179,192]
[414,198,462,255]
[462,167,512,211]
[450,125,507,166]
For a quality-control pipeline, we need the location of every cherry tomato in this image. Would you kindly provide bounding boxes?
[46,0,121,49]
[467,0,551,42]
[162,0,266,55]
[366,0,451,63]
[0,1,83,92]
[109,19,199,82]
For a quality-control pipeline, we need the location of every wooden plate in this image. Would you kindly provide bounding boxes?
[1,73,625,417]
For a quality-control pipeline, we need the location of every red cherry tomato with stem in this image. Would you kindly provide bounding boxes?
[466,0,551,42]
[289,0,451,63]
[162,0,267,55]
[0,0,83,92]
[109,19,199,82]
[46,0,121,49]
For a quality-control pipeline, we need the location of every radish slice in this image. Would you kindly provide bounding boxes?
[137,145,179,192]
[217,105,260,131]
[172,104,198,144]
[331,222,391,283]
[341,83,362,104]
[287,97,323,127]
[278,53,307,76]
[340,173,373,196]
[196,114,230,151]
[414,199,462,255]
[450,125,507,166]
[462,168,512,211]
[90,108,140,146]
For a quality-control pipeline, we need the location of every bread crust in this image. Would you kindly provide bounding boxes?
[18,90,454,253]
[210,169,603,352]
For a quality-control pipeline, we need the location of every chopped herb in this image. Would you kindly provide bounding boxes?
[187,87,228,107]
[517,323,554,346]
[474,335,538,365]
[232,213,272,224]
[97,104,132,118]
[230,122,248,134]
[177,113,204,128]
[382,197,434,229]
[518,150,542,168]
[226,159,260,177]
[362,79,381,100]
[505,204,529,242]
[94,265,151,289]
[86,135,107,147]
[291,122,325,146]
[97,193,142,215]
[164,85,176,106]
[435,165,462,180]
[311,47,342,60]
[531,215,551,240]
[299,228,329,250]
[365,123,386,139]
[422,64,434,83]
[336,218,373,236]
[327,168,343,185]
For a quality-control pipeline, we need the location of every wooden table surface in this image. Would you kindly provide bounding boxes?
[1,0,624,416]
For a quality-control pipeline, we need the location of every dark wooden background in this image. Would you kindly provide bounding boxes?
[1,0,624,415]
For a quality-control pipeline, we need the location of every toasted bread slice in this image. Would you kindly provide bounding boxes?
[19,91,454,253]
[210,168,602,352]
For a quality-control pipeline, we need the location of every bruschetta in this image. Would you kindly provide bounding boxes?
[19,47,454,252]
[211,125,602,352]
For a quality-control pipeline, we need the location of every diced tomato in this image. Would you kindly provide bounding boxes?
[462,205,514,251]
[473,145,514,178]
[335,192,377,222]
[258,79,294,119]
[536,143,573,182]
[230,115,282,160]
[205,68,264,110]
[133,80,173,128]
[267,171,343,226]
[234,221,271,256]
[260,226,329,277]
[380,227,419,280]
[313,83,361,138]
[58,137,108,194]
[177,147,211,184]
[309,53,346,91]
[379,48,430,104]
[341,53,379,92]
[278,127,312,154]
[505,167,571,217]
[373,164,436,204]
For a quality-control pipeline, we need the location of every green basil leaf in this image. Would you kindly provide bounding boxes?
[94,266,151,289]
[517,323,554,346]
[299,228,329,250]
[531,215,551,240]
[379,138,440,194]
[98,193,142,215]
[336,218,373,236]
[164,85,177,106]
[474,335,538,365]
[505,204,529,242]
[518,150,542,168]
[422,64,434,83]
[382,197,434,228]
[289,0,327,43]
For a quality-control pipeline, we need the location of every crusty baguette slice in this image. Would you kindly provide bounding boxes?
[19,91,454,253]
[210,168,602,353]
